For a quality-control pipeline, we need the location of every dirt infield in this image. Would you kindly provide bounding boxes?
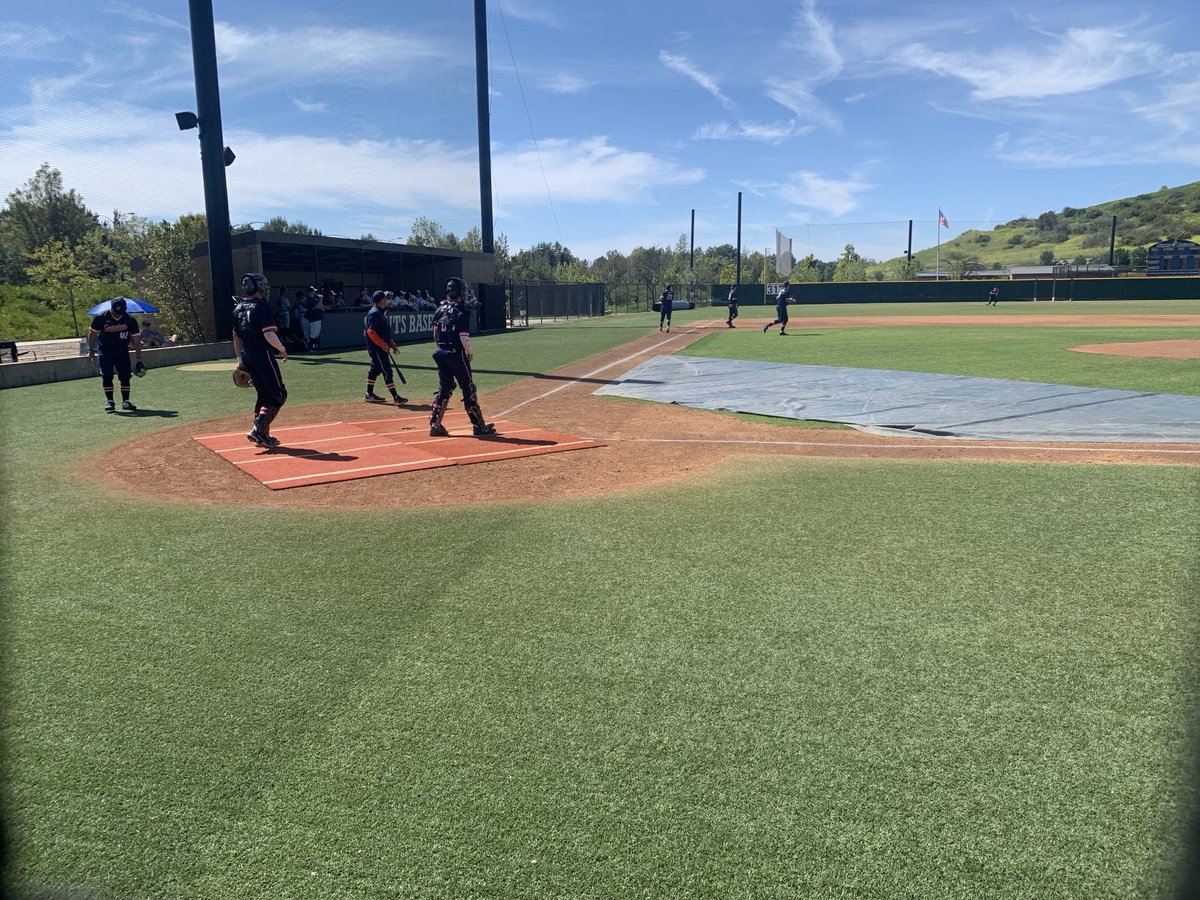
[94,315,1200,509]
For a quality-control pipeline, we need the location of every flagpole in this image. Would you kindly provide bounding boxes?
[936,209,941,279]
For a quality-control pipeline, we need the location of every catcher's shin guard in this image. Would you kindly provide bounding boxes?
[429,394,449,429]
[465,400,487,430]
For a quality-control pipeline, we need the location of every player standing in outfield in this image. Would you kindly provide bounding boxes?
[232,273,289,448]
[363,291,407,406]
[658,283,674,332]
[762,279,793,335]
[986,286,999,307]
[87,297,145,412]
[428,277,496,438]
[726,285,739,327]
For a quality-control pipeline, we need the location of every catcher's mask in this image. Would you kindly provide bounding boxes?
[446,277,467,301]
[241,273,270,297]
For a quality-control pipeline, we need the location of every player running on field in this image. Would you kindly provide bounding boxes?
[726,285,739,327]
[428,277,496,437]
[87,298,146,412]
[232,273,289,448]
[762,279,794,335]
[363,291,408,406]
[658,284,674,332]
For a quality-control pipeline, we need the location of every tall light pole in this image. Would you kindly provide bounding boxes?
[474,0,494,255]
[180,0,236,341]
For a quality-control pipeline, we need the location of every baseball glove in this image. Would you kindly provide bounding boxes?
[232,365,253,388]
[134,361,147,378]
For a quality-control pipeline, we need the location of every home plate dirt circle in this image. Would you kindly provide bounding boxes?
[92,317,1200,510]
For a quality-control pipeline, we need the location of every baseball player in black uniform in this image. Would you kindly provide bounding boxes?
[658,284,674,332]
[87,298,145,412]
[763,280,793,335]
[726,285,739,327]
[232,273,289,448]
[364,291,407,406]
[428,277,496,438]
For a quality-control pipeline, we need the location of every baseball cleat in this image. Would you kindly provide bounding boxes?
[472,423,497,436]
[246,428,275,448]
[104,400,116,413]
[762,323,770,332]
[121,400,136,410]
[429,424,450,437]
[393,396,408,406]
[364,393,386,403]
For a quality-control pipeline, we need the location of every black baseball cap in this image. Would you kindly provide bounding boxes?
[372,291,387,302]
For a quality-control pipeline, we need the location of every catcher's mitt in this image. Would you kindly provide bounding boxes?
[134,361,147,378]
[232,365,253,388]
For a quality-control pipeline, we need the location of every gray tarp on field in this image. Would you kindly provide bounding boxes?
[593,355,1200,443]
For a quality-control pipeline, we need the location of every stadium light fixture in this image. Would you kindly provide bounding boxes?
[175,110,199,130]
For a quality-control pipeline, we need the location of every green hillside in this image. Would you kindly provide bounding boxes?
[893,181,1200,273]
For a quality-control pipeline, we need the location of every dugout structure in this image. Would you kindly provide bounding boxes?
[176,229,497,341]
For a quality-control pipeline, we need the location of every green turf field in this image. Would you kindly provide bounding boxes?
[2,305,1196,899]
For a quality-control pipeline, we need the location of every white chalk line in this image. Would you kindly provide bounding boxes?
[496,330,694,418]
[605,436,1200,456]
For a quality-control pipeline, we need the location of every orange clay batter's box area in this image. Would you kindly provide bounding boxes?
[193,413,605,490]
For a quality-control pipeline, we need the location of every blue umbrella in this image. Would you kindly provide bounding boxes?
[86,297,161,316]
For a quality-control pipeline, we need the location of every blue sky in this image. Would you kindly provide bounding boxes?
[2,1,1198,264]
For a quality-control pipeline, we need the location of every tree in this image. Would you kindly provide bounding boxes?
[892,256,921,280]
[628,245,671,297]
[492,232,512,281]
[5,163,97,253]
[259,215,322,235]
[944,251,982,279]
[509,242,577,281]
[407,216,455,248]
[1039,250,1055,265]
[27,239,102,336]
[458,227,482,253]
[141,214,211,343]
[833,244,868,282]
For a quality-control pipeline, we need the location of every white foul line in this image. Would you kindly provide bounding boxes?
[609,436,1200,456]
[496,331,692,418]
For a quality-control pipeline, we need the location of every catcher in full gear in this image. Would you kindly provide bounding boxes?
[232,273,289,448]
[428,277,496,438]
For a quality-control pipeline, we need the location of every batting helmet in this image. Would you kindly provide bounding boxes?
[446,277,467,301]
[241,273,270,297]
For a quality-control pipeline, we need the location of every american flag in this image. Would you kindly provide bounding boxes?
[938,209,949,228]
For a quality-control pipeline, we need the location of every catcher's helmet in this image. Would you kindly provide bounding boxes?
[111,298,127,314]
[446,277,467,301]
[241,273,270,297]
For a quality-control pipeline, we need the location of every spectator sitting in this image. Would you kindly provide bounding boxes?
[416,290,437,310]
[139,316,168,348]
[397,292,418,311]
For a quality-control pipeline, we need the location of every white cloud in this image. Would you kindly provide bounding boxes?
[740,165,876,218]
[787,0,842,81]
[896,28,1158,101]
[693,120,804,142]
[541,72,590,95]
[105,3,186,30]
[496,1,564,30]
[292,98,329,114]
[0,97,703,235]
[659,50,732,109]
[763,79,841,132]
[212,22,462,86]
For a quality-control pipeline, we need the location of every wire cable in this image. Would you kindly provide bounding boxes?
[494,1,563,245]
